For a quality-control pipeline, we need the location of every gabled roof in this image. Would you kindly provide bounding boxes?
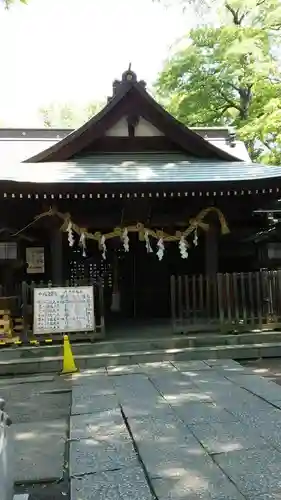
[24,69,241,163]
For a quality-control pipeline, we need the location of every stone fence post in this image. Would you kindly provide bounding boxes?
[0,398,13,500]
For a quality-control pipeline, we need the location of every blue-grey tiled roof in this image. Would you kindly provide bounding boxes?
[2,153,281,184]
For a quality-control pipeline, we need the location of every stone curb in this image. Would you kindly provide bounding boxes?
[1,342,281,375]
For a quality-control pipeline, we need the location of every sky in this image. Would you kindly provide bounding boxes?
[0,0,193,126]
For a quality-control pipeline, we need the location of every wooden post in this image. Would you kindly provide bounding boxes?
[205,224,218,276]
[98,282,105,338]
[50,223,63,285]
[205,214,219,325]
[21,281,29,342]
[170,275,176,332]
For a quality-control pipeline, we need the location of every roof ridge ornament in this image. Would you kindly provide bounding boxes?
[108,66,146,101]
[227,127,236,148]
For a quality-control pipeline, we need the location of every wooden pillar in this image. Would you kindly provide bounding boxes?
[205,217,219,320]
[205,218,219,276]
[50,224,63,285]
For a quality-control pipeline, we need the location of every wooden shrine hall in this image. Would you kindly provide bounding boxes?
[0,67,281,339]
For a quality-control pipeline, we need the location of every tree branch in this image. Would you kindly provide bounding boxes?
[217,88,242,113]
[226,81,241,92]
[261,139,274,151]
[225,2,248,25]
[217,104,233,116]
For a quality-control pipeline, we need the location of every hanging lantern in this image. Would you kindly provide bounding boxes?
[144,231,153,253]
[122,228,130,252]
[193,227,198,246]
[100,235,106,260]
[156,238,165,261]
[79,232,87,257]
[67,221,75,247]
[179,235,188,259]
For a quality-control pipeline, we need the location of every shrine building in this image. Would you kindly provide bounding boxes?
[0,68,281,338]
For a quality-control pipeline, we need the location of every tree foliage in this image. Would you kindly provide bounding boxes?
[2,0,27,8]
[39,101,104,129]
[155,0,281,164]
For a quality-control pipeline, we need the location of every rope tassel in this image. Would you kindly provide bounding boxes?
[179,236,188,259]
[100,235,106,260]
[156,238,165,261]
[144,231,153,253]
[79,232,87,257]
[122,228,130,252]
[67,221,75,247]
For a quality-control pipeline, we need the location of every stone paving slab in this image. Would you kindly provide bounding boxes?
[189,370,232,382]
[224,397,275,419]
[231,407,281,451]
[71,467,153,500]
[205,359,243,368]
[14,481,69,500]
[173,402,237,426]
[216,366,260,378]
[112,377,161,403]
[172,361,211,371]
[252,493,281,499]
[12,419,67,482]
[190,380,237,400]
[233,404,281,426]
[151,469,245,500]
[230,376,281,402]
[70,438,138,476]
[106,364,143,375]
[137,443,210,479]
[208,385,262,405]
[128,414,205,450]
[111,373,158,390]
[71,389,119,415]
[138,361,178,375]
[6,391,71,423]
[163,388,214,404]
[66,360,281,499]
[149,374,198,394]
[70,410,130,443]
[190,421,267,454]
[268,400,281,410]
[120,395,171,418]
[213,446,281,496]
[0,375,55,386]
[71,373,115,395]
[0,381,69,400]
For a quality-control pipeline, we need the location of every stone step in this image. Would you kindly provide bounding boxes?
[1,331,281,362]
[0,341,281,376]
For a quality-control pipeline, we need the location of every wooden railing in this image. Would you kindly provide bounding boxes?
[170,270,281,333]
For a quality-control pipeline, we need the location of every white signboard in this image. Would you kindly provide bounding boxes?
[26,247,45,274]
[33,286,95,335]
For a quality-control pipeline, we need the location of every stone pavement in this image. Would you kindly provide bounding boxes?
[1,374,71,500]
[5,359,281,499]
[70,359,281,500]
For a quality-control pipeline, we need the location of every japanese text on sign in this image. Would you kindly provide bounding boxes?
[33,286,95,335]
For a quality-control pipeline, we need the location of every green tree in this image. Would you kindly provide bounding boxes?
[39,101,104,129]
[155,0,281,164]
[3,0,27,8]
